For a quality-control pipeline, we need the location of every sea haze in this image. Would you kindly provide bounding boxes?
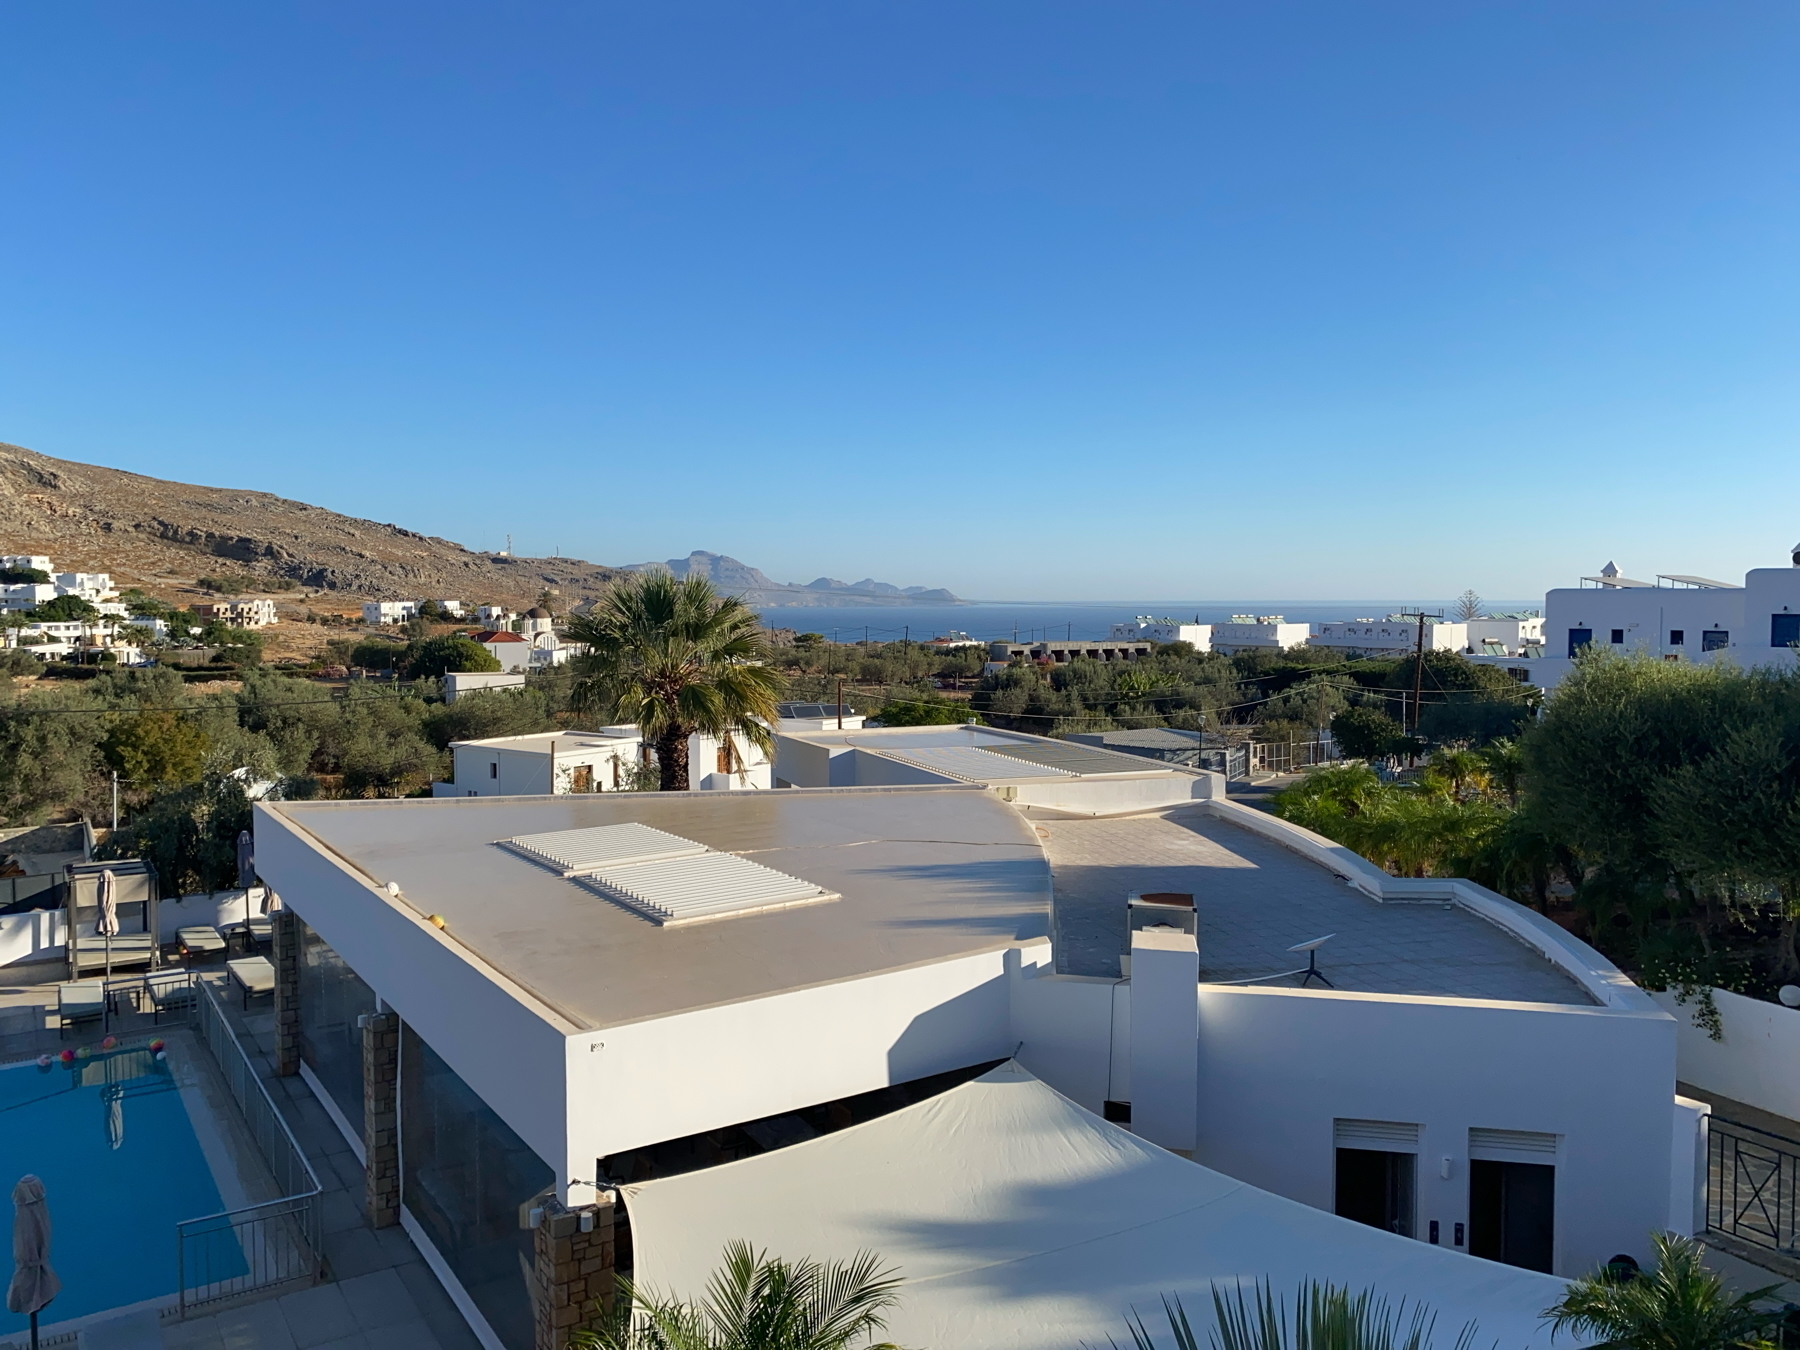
[752,602,1538,644]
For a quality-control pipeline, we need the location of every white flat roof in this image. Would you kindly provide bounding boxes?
[262,787,1050,1031]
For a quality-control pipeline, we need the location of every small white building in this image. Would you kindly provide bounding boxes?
[124,614,170,642]
[434,729,647,797]
[1109,617,1213,648]
[435,599,465,617]
[476,605,515,627]
[433,723,774,795]
[1208,615,1310,653]
[470,629,534,672]
[54,572,117,602]
[442,670,528,702]
[1,555,52,573]
[1461,613,1545,657]
[0,583,56,613]
[1310,617,1469,657]
[362,600,419,625]
[196,598,279,628]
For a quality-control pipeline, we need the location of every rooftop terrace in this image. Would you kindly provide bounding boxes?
[1036,804,1597,1006]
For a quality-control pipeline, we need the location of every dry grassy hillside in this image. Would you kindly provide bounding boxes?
[0,442,623,612]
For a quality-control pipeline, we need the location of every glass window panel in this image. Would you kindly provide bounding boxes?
[298,921,376,1138]
[401,1025,552,1350]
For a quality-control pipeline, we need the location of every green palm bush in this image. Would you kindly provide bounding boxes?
[575,1241,903,1350]
[565,572,784,791]
[1544,1232,1782,1350]
[1119,1279,1478,1350]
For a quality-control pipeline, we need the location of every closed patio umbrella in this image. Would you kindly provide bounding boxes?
[261,887,283,915]
[96,868,119,982]
[8,1174,59,1350]
[236,829,255,891]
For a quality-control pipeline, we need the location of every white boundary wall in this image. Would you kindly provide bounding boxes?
[1651,987,1800,1123]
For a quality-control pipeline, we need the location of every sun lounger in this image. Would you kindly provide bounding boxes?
[178,926,227,959]
[58,980,105,1035]
[226,956,276,1009]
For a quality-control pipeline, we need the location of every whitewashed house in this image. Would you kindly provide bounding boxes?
[54,571,117,602]
[0,583,56,613]
[1310,617,1469,656]
[196,598,279,627]
[433,722,774,796]
[470,629,534,671]
[362,600,419,625]
[1,555,52,573]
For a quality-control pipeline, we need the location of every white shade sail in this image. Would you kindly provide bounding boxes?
[622,1064,1570,1350]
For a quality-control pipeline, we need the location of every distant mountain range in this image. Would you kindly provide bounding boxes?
[624,551,962,607]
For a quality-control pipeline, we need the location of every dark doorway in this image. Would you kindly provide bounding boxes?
[1335,1148,1415,1238]
[1469,1160,1555,1272]
[1566,628,1592,659]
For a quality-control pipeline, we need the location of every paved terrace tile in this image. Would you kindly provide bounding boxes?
[1036,805,1595,1005]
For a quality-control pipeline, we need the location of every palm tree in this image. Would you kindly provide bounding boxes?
[575,1240,903,1350]
[1544,1232,1783,1350]
[1119,1278,1477,1350]
[565,573,784,792]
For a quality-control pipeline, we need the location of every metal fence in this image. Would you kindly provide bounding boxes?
[1706,1117,1800,1257]
[172,978,325,1312]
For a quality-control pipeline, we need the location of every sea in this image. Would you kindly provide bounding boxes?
[751,601,1539,645]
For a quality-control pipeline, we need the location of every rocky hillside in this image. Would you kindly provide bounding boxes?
[0,442,624,609]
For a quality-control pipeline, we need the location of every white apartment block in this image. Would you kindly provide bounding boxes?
[1468,548,1800,691]
[432,723,774,797]
[1311,616,1470,656]
[54,571,117,602]
[1208,615,1310,652]
[0,583,57,613]
[1109,617,1214,647]
[1,555,51,573]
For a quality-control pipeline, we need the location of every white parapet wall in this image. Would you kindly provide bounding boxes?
[0,909,66,967]
[1651,986,1800,1123]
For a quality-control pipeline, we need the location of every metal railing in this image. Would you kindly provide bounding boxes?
[168,977,325,1312]
[1248,736,1340,776]
[1706,1117,1800,1256]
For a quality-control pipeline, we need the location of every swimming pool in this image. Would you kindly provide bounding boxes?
[0,1035,244,1335]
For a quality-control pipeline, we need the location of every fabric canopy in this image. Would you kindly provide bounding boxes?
[622,1064,1569,1350]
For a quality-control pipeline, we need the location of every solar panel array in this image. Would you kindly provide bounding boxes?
[499,821,834,926]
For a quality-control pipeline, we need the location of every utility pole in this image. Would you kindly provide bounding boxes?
[836,675,845,730]
[111,771,119,834]
[1400,610,1443,754]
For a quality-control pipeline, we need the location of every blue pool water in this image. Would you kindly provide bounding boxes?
[0,1038,237,1334]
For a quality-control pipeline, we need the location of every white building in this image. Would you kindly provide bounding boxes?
[124,614,170,642]
[362,600,419,625]
[433,722,775,796]
[1469,548,1800,691]
[1109,617,1213,648]
[1,555,52,573]
[17,620,144,664]
[519,605,555,636]
[434,728,648,796]
[1208,615,1310,653]
[442,670,528,702]
[196,598,279,628]
[477,605,515,627]
[256,744,1691,1348]
[470,629,534,672]
[0,583,56,613]
[1462,613,1545,656]
[435,599,466,617]
[1310,617,1469,657]
[54,571,117,602]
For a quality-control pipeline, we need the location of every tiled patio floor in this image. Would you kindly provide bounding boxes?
[0,963,484,1350]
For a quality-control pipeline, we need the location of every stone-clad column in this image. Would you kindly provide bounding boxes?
[533,1194,616,1350]
[271,909,302,1077]
[363,1011,401,1228]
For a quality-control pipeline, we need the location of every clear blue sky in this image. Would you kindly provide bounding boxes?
[2,2,1796,601]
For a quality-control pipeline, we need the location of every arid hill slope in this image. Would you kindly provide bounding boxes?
[0,443,623,608]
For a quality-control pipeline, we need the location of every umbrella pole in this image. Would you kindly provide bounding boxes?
[30,1308,38,1350]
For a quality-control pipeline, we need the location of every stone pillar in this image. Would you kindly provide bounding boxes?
[532,1194,616,1350]
[1128,925,1200,1157]
[363,1011,401,1229]
[272,909,302,1077]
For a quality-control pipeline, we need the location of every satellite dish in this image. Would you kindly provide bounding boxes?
[1287,934,1336,954]
[1780,985,1800,1008]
